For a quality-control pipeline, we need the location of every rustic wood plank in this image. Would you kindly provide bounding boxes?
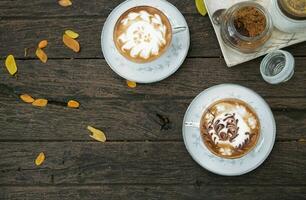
[0,0,197,17]
[0,96,305,141]
[1,17,306,59]
[0,58,305,141]
[0,58,305,99]
[0,142,305,185]
[1,186,305,200]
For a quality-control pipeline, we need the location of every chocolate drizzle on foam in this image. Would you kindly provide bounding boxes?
[201,99,260,159]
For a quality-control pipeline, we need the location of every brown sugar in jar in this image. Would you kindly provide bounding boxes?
[219,2,273,53]
[233,6,267,37]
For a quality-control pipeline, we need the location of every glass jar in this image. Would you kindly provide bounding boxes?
[269,0,306,33]
[278,0,306,19]
[219,1,273,53]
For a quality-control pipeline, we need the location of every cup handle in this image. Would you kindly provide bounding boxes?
[173,26,187,34]
[184,121,200,129]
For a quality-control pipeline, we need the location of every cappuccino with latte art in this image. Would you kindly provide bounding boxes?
[200,99,261,159]
[113,6,172,63]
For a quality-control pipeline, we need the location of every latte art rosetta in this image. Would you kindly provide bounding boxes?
[114,6,172,63]
[119,11,167,59]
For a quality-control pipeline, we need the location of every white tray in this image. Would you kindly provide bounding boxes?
[204,0,306,67]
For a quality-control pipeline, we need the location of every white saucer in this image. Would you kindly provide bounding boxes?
[182,84,276,176]
[101,0,190,83]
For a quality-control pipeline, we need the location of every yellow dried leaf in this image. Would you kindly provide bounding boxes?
[35,152,45,166]
[20,94,35,103]
[38,40,48,49]
[63,34,80,52]
[87,126,106,142]
[67,100,80,108]
[126,80,137,88]
[5,55,17,76]
[24,48,28,57]
[299,139,306,142]
[65,30,79,39]
[195,0,207,16]
[58,0,72,7]
[32,99,48,107]
[36,48,48,63]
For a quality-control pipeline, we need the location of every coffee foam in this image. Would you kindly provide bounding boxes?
[207,112,251,149]
[202,100,260,158]
[116,10,168,60]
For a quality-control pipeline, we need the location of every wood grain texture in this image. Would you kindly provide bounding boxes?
[0,58,305,141]
[0,142,305,185]
[0,58,306,99]
[0,96,305,141]
[1,0,306,198]
[1,186,306,200]
[1,17,306,59]
[0,0,196,17]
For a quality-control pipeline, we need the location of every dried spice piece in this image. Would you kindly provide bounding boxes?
[5,55,17,76]
[63,34,80,52]
[65,30,79,39]
[38,40,48,49]
[195,0,207,16]
[87,126,106,142]
[20,94,35,103]
[126,80,137,88]
[58,0,72,7]
[67,100,80,108]
[35,152,45,166]
[36,48,48,63]
[24,48,29,57]
[32,99,48,107]
[233,6,266,37]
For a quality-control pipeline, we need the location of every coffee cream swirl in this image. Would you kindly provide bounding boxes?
[202,100,260,158]
[117,10,168,60]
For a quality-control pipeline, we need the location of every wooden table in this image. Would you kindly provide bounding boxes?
[0,1,306,199]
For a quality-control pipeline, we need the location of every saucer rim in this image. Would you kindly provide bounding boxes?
[101,0,190,83]
[182,83,276,176]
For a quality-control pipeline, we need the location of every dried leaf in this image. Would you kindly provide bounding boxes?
[24,48,28,57]
[35,152,45,166]
[195,0,207,16]
[32,99,48,107]
[20,94,35,103]
[65,30,79,39]
[63,34,80,52]
[126,80,137,88]
[38,40,48,49]
[299,139,306,142]
[58,0,72,7]
[67,100,80,108]
[87,126,106,142]
[5,55,17,76]
[36,48,48,63]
